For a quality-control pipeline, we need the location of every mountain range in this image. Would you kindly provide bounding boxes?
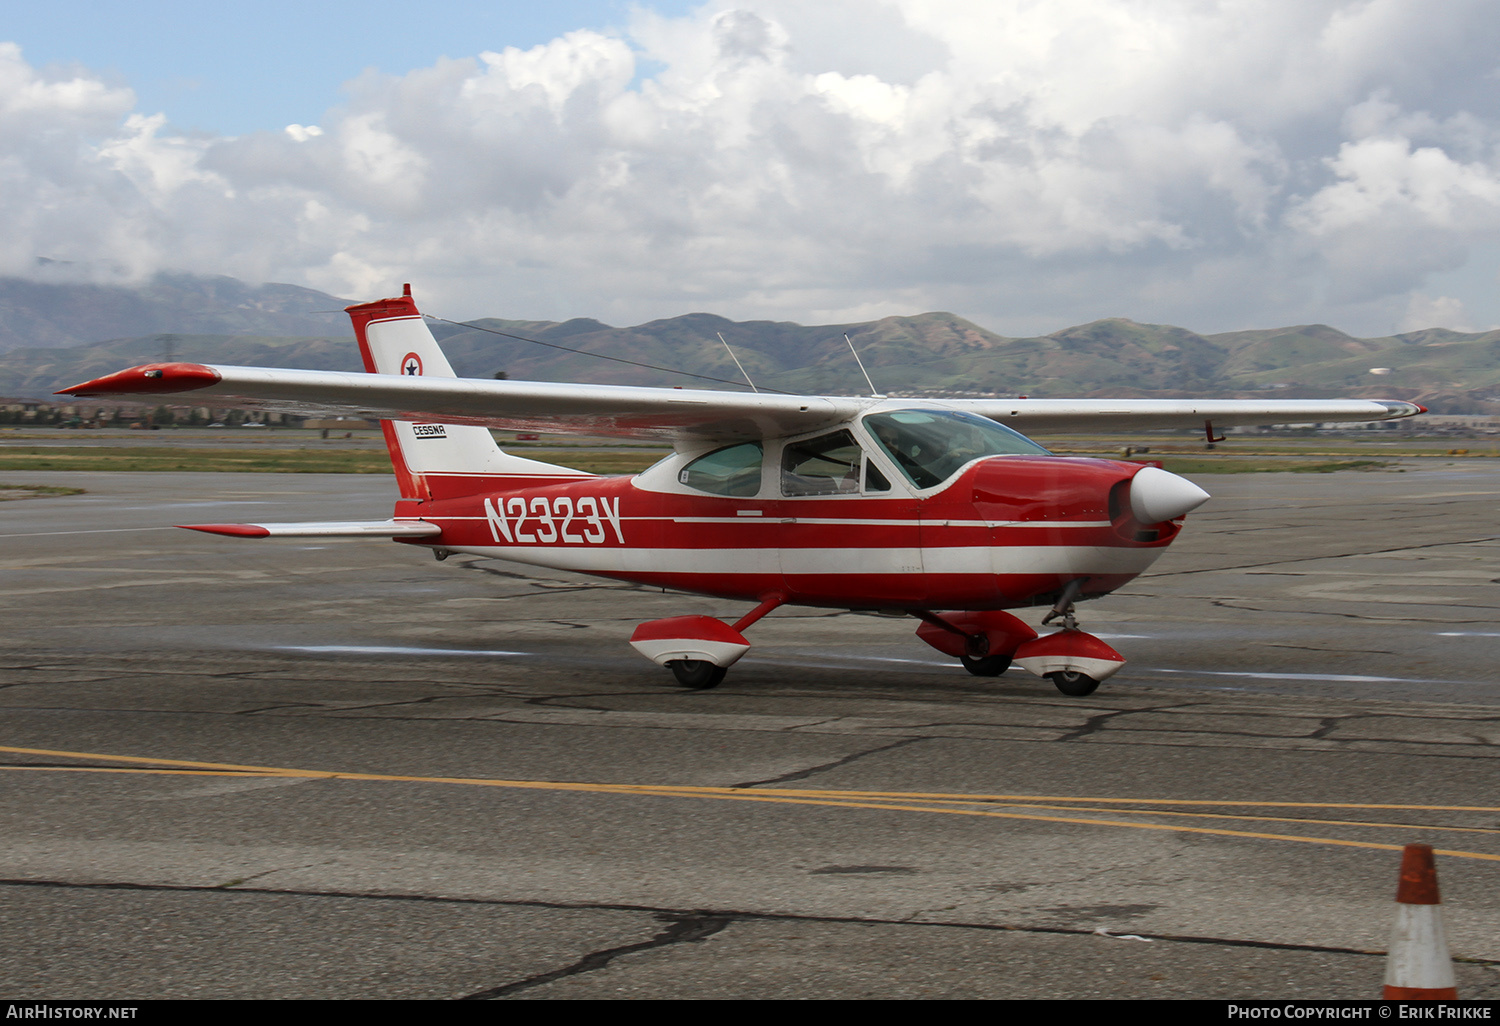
[3,273,1496,414]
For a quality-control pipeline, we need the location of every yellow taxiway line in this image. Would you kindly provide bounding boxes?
[4,744,1499,863]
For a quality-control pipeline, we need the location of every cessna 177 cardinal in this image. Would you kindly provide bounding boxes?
[58,286,1425,696]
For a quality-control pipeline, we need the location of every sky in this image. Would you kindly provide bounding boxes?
[6,0,1500,337]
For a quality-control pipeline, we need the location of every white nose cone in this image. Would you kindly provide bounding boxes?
[1129,466,1210,523]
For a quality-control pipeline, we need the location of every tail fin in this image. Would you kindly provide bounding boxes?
[344,285,589,500]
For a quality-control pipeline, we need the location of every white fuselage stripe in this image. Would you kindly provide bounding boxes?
[435,545,1164,576]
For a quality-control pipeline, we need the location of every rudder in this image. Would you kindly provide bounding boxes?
[344,284,589,500]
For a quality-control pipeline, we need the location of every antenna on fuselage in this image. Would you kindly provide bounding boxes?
[717,331,758,393]
[844,334,884,398]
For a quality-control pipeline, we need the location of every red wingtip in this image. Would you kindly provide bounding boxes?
[57,362,220,397]
[1416,404,1429,414]
[179,524,271,538]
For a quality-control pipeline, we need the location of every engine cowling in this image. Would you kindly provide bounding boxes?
[967,456,1207,533]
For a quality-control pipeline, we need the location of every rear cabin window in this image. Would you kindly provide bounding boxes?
[782,430,867,496]
[863,409,1050,489]
[679,442,764,496]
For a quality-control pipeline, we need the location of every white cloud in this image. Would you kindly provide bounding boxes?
[5,2,1500,336]
[1400,294,1475,333]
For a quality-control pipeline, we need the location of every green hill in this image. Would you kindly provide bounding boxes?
[0,272,351,352]
[4,273,1496,413]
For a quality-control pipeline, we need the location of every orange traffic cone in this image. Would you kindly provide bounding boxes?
[1383,844,1457,999]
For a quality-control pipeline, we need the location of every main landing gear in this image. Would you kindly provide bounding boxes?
[667,659,728,690]
[959,652,1011,677]
[913,581,1126,697]
[629,595,784,690]
[1047,669,1099,697]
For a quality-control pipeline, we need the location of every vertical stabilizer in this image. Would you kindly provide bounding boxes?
[344,285,590,500]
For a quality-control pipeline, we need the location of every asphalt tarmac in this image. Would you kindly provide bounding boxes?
[1,462,1498,1000]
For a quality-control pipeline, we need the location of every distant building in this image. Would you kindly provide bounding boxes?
[1416,415,1500,432]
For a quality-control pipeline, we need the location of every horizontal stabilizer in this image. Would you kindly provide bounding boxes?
[180,520,442,539]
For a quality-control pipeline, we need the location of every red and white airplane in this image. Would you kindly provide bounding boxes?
[59,286,1424,696]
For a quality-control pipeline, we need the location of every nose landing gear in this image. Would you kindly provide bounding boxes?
[1041,578,1085,631]
[1014,580,1125,696]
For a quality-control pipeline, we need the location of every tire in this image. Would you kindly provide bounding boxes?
[1047,670,1100,697]
[668,659,727,689]
[959,654,1011,677]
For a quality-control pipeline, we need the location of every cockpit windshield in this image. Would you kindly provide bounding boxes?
[863,409,1051,489]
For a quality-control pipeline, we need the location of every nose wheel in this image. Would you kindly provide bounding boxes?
[1041,582,1101,694]
[1013,581,1125,695]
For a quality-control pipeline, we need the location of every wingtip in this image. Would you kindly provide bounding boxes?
[179,523,271,538]
[1372,400,1427,419]
[58,363,221,397]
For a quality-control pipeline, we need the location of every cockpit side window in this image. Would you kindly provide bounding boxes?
[781,430,867,496]
[864,409,1051,489]
[679,442,764,496]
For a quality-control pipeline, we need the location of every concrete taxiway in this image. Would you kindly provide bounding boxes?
[1,462,1498,999]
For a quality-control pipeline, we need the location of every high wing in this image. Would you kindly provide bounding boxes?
[57,360,1423,440]
[939,397,1424,435]
[56,286,1423,440]
[58,361,860,442]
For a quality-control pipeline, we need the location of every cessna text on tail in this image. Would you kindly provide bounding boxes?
[59,286,1425,695]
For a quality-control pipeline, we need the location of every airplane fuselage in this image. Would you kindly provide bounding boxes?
[398,452,1180,612]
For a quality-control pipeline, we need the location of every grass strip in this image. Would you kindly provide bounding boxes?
[1147,458,1387,475]
[0,483,87,500]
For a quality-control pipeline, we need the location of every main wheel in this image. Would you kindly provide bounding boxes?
[959,654,1011,677]
[1047,670,1100,697]
[668,659,727,690]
